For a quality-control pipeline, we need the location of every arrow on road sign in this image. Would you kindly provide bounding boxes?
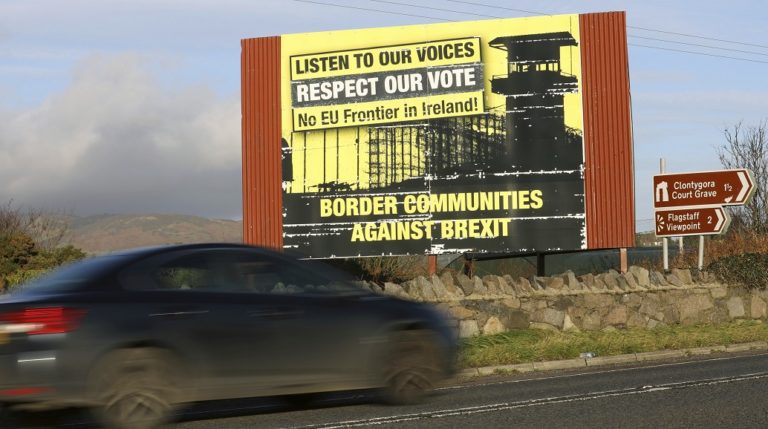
[736,170,751,202]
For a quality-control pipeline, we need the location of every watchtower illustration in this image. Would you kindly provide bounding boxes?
[490,32,581,171]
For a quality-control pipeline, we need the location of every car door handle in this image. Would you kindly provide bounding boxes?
[249,308,303,319]
[150,308,210,318]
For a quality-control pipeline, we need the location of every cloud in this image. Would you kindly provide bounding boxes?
[0,53,242,219]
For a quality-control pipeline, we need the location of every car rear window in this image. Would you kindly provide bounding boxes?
[15,255,129,294]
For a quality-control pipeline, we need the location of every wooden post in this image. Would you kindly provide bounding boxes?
[620,247,628,273]
[427,255,437,275]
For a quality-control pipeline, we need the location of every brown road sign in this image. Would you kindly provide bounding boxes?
[653,169,755,209]
[655,207,731,238]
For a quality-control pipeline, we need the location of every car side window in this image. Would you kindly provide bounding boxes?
[216,251,329,295]
[155,264,210,290]
[120,251,223,292]
[119,248,362,295]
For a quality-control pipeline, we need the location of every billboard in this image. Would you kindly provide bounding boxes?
[242,12,635,258]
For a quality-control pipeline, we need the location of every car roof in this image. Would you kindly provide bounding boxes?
[107,242,283,259]
[104,243,353,279]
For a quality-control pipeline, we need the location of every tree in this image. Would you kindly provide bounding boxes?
[0,201,70,250]
[0,201,85,291]
[718,120,768,233]
[0,233,37,277]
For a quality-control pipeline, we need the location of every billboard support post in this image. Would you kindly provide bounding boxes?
[427,255,437,276]
[620,248,628,273]
[698,235,705,270]
[536,253,546,277]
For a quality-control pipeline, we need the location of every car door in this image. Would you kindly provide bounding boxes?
[118,248,286,399]
[212,249,387,392]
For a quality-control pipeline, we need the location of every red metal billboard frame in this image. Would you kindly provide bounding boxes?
[241,36,283,249]
[580,11,635,249]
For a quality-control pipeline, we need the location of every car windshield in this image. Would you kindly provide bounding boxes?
[15,255,130,294]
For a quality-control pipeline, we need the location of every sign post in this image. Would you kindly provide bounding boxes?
[660,159,668,272]
[653,167,755,270]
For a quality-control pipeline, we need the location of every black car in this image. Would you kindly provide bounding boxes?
[0,243,457,428]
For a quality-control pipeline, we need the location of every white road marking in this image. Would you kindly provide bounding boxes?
[438,351,768,391]
[282,371,768,429]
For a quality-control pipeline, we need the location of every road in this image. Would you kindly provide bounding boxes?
[18,351,768,428]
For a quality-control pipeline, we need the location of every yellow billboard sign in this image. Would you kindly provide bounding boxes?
[278,14,589,257]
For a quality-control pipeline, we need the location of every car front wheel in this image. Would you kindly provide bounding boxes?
[380,330,441,405]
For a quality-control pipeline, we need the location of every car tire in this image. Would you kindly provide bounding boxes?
[88,348,180,429]
[380,330,440,405]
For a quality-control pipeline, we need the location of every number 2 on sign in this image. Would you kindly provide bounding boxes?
[707,216,712,224]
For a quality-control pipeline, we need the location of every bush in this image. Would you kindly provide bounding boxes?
[5,268,49,287]
[330,256,429,284]
[664,231,768,272]
[1,244,86,291]
[0,201,87,292]
[708,252,768,289]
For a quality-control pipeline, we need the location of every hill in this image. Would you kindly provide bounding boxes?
[64,214,242,254]
[62,214,661,255]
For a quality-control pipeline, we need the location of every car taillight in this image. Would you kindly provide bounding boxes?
[0,307,86,335]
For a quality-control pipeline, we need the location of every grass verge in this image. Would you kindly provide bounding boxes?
[458,320,768,368]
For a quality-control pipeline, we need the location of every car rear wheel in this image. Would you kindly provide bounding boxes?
[380,330,441,405]
[89,348,180,429]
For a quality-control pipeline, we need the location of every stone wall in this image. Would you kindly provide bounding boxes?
[370,266,768,337]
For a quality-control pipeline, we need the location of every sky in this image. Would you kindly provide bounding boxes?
[1,0,766,232]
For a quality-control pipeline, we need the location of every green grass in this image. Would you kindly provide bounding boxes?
[458,320,768,368]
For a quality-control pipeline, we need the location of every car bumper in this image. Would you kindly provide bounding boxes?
[0,339,89,407]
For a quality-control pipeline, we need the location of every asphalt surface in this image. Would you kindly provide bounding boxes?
[12,351,768,428]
